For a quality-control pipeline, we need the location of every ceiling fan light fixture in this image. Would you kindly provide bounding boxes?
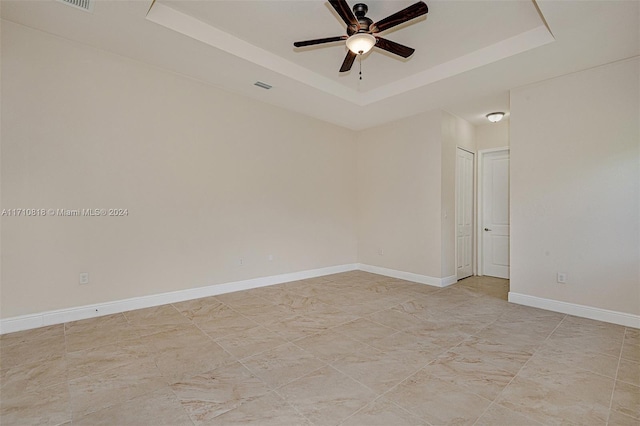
[346,33,376,54]
[486,112,505,123]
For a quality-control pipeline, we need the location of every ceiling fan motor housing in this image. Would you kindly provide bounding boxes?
[353,3,373,32]
[293,1,428,72]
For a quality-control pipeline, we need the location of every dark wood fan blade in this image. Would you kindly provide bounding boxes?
[294,36,346,47]
[375,37,415,58]
[339,50,357,72]
[370,1,428,33]
[329,0,359,31]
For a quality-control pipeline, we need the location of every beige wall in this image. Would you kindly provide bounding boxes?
[1,22,357,318]
[357,111,443,278]
[357,110,475,281]
[510,58,639,315]
[476,120,509,151]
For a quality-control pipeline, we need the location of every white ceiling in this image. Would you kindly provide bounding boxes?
[2,1,639,130]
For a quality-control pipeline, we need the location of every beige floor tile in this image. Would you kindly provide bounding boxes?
[277,365,377,425]
[445,336,533,375]
[367,330,447,362]
[496,357,614,425]
[561,315,627,338]
[452,294,511,317]
[474,322,551,353]
[66,339,154,379]
[65,325,140,353]
[68,358,166,418]
[215,325,288,359]
[140,323,213,352]
[3,272,636,426]
[502,305,566,322]
[264,310,357,341]
[474,403,542,426]
[341,397,425,426]
[402,321,472,349]
[172,296,226,322]
[214,294,274,312]
[331,345,423,394]
[611,380,640,420]
[625,328,640,346]
[124,305,191,336]
[73,386,193,426]
[621,340,640,363]
[0,356,67,395]
[391,297,440,319]
[325,299,390,316]
[65,313,128,334]
[245,283,291,301]
[294,331,371,363]
[242,342,326,389]
[421,351,516,401]
[195,307,259,339]
[607,409,640,426]
[238,303,297,326]
[0,382,71,426]
[534,339,620,379]
[153,340,235,383]
[267,293,327,313]
[170,362,271,424]
[206,391,311,425]
[617,359,640,386]
[0,324,64,347]
[366,308,425,331]
[0,334,66,369]
[64,315,142,352]
[546,317,625,358]
[333,318,397,344]
[385,369,492,425]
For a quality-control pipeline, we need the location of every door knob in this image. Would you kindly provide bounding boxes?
[484,228,491,231]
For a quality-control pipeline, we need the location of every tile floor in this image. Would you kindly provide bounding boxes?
[0,271,638,425]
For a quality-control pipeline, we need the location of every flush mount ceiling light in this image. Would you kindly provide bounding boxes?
[346,33,376,55]
[486,112,505,123]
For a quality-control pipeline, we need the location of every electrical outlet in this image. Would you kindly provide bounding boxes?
[79,272,89,285]
[268,254,274,262]
[557,272,567,284]
[378,248,384,256]
[238,258,244,266]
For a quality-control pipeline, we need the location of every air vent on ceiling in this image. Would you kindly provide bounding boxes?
[57,0,94,13]
[254,81,272,90]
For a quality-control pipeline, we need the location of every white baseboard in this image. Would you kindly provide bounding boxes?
[358,264,457,288]
[0,263,358,335]
[509,292,640,328]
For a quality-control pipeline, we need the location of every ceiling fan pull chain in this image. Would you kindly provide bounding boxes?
[359,54,363,80]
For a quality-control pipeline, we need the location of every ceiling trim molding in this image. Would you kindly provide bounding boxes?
[147,2,554,107]
[361,25,555,104]
[146,1,362,104]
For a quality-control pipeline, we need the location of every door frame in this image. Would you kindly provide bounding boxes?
[455,147,475,281]
[477,147,510,276]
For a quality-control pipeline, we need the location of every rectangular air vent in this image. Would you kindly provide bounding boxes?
[254,81,272,90]
[57,0,94,13]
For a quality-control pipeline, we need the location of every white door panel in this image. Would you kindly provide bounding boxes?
[456,148,474,280]
[482,150,510,279]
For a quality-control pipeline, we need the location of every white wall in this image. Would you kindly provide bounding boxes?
[510,58,639,316]
[476,120,509,151]
[1,22,357,318]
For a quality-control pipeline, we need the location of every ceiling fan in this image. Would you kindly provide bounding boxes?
[293,0,428,73]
